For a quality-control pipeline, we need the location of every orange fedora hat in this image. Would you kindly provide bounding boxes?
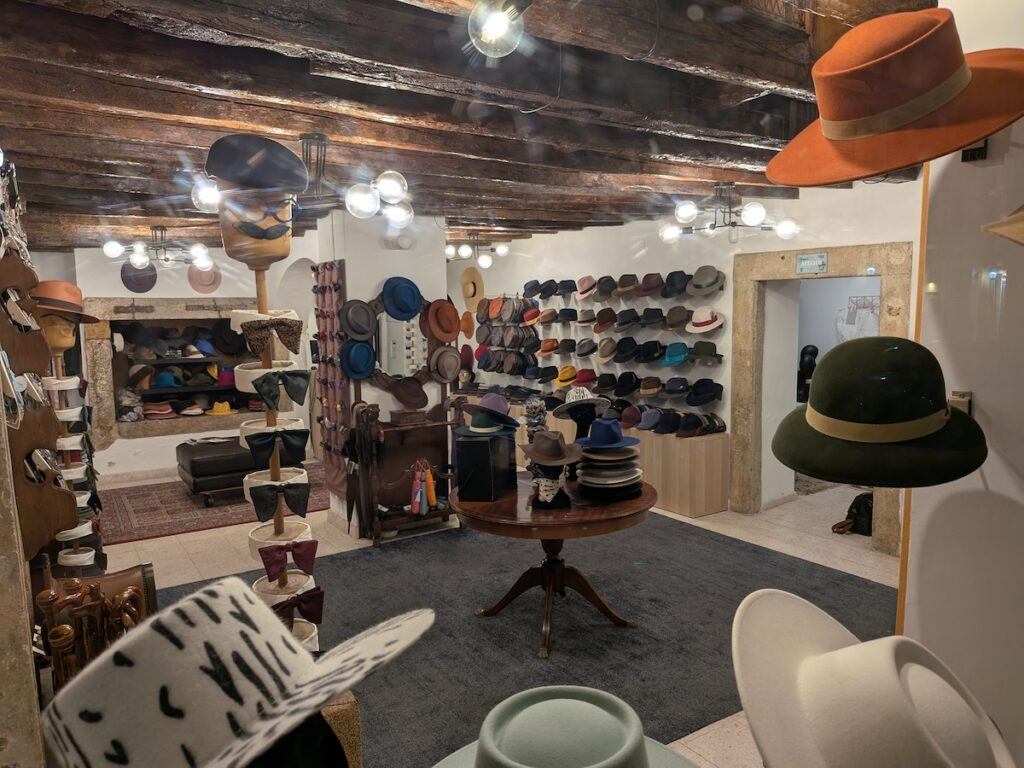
[30,281,98,323]
[767,9,1024,187]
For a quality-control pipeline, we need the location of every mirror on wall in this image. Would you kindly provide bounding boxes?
[376,315,428,377]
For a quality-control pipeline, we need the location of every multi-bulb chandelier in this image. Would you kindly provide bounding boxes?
[103,226,214,272]
[659,183,800,245]
[444,239,511,269]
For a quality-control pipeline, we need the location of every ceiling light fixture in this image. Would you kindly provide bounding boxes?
[477,252,493,269]
[107,227,215,271]
[468,0,531,58]
[190,175,222,214]
[345,183,381,219]
[102,240,125,259]
[494,243,510,257]
[445,244,457,258]
[129,249,151,270]
[374,170,409,205]
[457,244,474,259]
[666,183,798,244]
[382,200,415,229]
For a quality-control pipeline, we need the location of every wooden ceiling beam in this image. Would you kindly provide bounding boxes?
[18,0,798,146]
[0,4,779,170]
[394,0,815,99]
[21,212,226,250]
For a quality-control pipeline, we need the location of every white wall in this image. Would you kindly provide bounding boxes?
[761,280,800,508]
[798,275,881,359]
[904,2,1024,755]
[31,251,77,283]
[446,179,921,436]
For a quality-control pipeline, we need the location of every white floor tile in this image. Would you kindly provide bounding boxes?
[682,713,763,768]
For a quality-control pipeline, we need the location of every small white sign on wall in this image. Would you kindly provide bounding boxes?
[796,252,828,275]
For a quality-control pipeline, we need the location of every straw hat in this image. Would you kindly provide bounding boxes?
[460,266,485,312]
[982,204,1024,247]
[685,307,725,334]
[733,589,1015,768]
[767,9,1024,187]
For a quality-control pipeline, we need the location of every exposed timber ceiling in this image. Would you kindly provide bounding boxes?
[1,0,933,249]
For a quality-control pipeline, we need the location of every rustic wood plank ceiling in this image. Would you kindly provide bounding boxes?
[2,0,933,249]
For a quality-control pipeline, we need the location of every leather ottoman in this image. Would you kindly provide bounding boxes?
[177,437,305,506]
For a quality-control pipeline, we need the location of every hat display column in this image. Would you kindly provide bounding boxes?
[206,134,322,648]
[31,283,104,577]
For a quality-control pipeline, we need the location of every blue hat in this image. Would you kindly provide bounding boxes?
[637,408,663,431]
[381,276,423,321]
[576,418,639,449]
[661,342,691,367]
[196,339,216,356]
[153,370,178,388]
[339,340,376,380]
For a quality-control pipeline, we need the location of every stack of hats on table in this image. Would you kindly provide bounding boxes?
[575,419,643,502]
[522,396,547,441]
[142,401,175,420]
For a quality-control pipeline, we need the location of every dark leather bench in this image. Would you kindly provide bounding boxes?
[177,437,304,506]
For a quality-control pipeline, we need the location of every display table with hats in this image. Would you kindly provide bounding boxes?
[451,474,656,658]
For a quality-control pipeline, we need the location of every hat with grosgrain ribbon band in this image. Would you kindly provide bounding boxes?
[258,540,318,582]
[767,8,1024,187]
[249,481,311,523]
[272,586,325,629]
[772,336,987,488]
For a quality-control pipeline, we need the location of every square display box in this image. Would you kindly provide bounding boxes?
[455,434,517,502]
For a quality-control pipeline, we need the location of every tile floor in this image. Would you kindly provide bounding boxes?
[100,479,896,767]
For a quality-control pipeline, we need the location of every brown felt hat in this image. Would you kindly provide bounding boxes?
[767,8,1024,187]
[430,346,461,383]
[422,299,460,343]
[538,308,558,325]
[636,273,664,297]
[665,305,693,329]
[593,307,618,334]
[391,377,428,410]
[614,274,639,296]
[30,281,99,323]
[537,338,559,357]
[460,311,475,339]
[519,430,582,466]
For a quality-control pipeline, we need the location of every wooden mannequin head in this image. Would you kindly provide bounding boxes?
[218,189,294,271]
[34,311,78,354]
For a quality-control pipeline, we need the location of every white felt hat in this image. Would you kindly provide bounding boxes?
[732,590,1015,768]
[44,577,433,768]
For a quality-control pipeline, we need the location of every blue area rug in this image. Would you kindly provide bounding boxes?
[160,514,896,768]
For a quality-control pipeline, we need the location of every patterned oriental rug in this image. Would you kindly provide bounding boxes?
[99,461,332,545]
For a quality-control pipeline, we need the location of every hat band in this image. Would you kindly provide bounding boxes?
[37,297,86,314]
[820,62,971,141]
[692,315,719,328]
[470,424,505,433]
[805,403,950,444]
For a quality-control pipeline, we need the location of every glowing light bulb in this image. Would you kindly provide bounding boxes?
[659,222,682,244]
[775,218,799,240]
[445,244,457,258]
[129,248,150,270]
[457,244,474,259]
[468,1,524,58]
[345,183,380,219]
[102,240,124,259]
[191,176,221,213]
[190,243,213,271]
[495,243,510,257]
[740,201,767,227]
[382,201,414,229]
[674,200,699,224]
[374,170,408,204]
[477,253,493,269]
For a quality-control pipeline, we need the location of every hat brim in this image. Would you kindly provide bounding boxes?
[982,206,1024,246]
[767,49,1024,187]
[685,276,725,297]
[771,405,987,487]
[579,467,644,485]
[461,403,520,429]
[35,300,100,324]
[552,397,609,419]
[454,425,516,437]
[435,736,690,768]
[208,608,433,767]
[519,441,583,466]
[576,435,639,449]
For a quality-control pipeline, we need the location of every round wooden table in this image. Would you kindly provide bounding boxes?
[451,478,656,658]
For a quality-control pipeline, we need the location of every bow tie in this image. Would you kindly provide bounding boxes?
[252,370,311,410]
[258,540,318,581]
[244,428,309,468]
[272,586,324,629]
[240,318,303,355]
[249,481,311,523]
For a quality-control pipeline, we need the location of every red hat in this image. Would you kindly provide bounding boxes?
[460,344,474,371]
[767,9,1024,187]
[522,307,541,326]
[474,345,489,362]
[573,368,597,387]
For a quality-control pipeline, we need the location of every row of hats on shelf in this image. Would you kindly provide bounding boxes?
[524,267,726,302]
[474,339,723,376]
[337,292,463,345]
[516,305,726,334]
[545,372,724,403]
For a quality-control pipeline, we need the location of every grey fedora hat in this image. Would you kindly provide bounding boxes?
[434,686,694,768]
[686,265,726,297]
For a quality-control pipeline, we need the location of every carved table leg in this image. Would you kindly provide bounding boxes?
[564,566,637,628]
[476,566,543,617]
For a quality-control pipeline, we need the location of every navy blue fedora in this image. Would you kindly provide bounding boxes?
[339,339,376,380]
[382,276,423,321]
[576,418,639,449]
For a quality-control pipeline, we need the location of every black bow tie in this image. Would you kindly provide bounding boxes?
[249,481,311,523]
[252,370,310,410]
[244,428,309,468]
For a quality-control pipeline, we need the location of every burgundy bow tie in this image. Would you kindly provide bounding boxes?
[258,539,319,582]
[272,586,324,629]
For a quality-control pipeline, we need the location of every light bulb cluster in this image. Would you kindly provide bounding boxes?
[190,175,222,214]
[103,228,216,272]
[445,241,511,269]
[344,170,415,229]
[658,186,800,244]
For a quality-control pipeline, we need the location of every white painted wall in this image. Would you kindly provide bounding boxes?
[761,280,800,508]
[31,251,77,283]
[904,3,1024,756]
[798,275,881,359]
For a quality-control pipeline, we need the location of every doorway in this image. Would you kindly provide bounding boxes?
[731,243,913,555]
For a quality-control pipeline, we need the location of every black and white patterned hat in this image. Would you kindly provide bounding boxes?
[44,577,433,768]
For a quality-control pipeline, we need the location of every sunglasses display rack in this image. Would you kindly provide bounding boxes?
[0,160,95,579]
[311,259,350,496]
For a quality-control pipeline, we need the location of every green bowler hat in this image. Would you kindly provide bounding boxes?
[434,686,696,768]
[772,337,986,488]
